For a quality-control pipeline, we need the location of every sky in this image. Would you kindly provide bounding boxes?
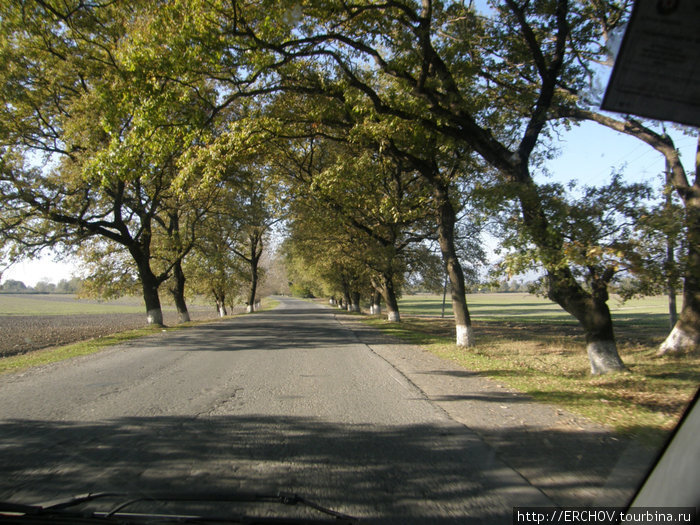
[542,121,697,189]
[3,119,695,288]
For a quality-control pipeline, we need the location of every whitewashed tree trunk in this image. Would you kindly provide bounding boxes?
[217,305,227,317]
[147,309,163,326]
[455,324,474,347]
[587,340,627,375]
[658,325,699,355]
[387,310,400,322]
[178,312,191,323]
[247,304,254,313]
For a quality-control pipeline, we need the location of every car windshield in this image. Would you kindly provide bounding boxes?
[0,1,698,524]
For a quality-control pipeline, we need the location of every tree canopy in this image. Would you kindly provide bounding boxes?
[1,0,696,371]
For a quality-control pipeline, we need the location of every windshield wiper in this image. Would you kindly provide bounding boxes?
[0,491,360,524]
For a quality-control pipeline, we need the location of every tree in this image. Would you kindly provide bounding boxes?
[0,280,29,294]
[544,2,698,354]
[553,118,698,354]
[258,247,291,297]
[615,178,685,330]
[273,125,443,322]
[0,1,215,325]
[55,277,82,295]
[180,114,286,314]
[185,242,248,318]
[284,213,374,312]
[492,176,654,366]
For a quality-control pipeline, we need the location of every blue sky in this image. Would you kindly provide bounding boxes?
[542,121,697,189]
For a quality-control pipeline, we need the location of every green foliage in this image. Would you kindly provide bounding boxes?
[491,174,654,296]
[0,279,31,294]
[289,284,315,299]
[615,182,685,301]
[76,240,142,300]
[1,0,679,354]
[0,277,82,295]
[0,1,225,319]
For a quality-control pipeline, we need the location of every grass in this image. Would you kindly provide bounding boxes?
[0,293,224,316]
[0,294,146,316]
[0,298,280,375]
[403,292,678,329]
[362,293,699,447]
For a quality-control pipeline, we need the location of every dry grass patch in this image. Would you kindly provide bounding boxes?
[363,316,699,446]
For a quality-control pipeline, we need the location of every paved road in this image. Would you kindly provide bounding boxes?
[0,297,550,523]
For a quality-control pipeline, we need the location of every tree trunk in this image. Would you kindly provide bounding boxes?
[665,159,678,330]
[213,287,227,317]
[135,259,164,326]
[546,269,626,374]
[247,231,263,313]
[510,169,626,374]
[217,301,227,317]
[370,290,382,316]
[247,253,259,314]
[434,184,474,347]
[342,283,351,312]
[659,186,700,354]
[379,274,400,322]
[668,286,678,331]
[169,260,190,323]
[350,291,361,312]
[126,242,164,326]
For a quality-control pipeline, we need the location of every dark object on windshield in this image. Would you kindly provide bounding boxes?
[602,0,700,126]
[0,491,360,524]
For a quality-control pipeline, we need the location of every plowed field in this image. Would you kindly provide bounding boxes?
[0,294,238,357]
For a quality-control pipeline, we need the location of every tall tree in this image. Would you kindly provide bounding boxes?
[553,117,698,354]
[0,1,215,325]
[546,2,697,354]
[492,176,655,332]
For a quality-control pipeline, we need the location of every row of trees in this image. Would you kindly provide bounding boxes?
[0,1,281,321]
[0,278,82,294]
[0,1,697,374]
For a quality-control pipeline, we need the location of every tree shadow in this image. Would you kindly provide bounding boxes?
[136,308,363,353]
[0,414,656,523]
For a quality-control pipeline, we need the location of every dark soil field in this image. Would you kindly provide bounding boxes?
[0,294,242,357]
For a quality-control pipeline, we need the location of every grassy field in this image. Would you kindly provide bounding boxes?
[365,293,699,447]
[401,292,677,327]
[0,293,218,316]
[0,294,147,316]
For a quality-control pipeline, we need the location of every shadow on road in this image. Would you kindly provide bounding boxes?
[0,414,645,523]
[134,306,356,353]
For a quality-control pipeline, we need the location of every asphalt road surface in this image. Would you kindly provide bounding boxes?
[0,297,550,523]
